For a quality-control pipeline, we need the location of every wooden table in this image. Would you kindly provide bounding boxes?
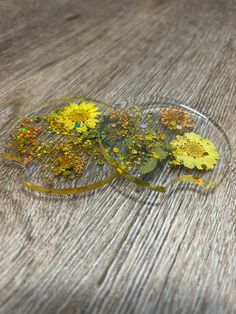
[0,0,235,313]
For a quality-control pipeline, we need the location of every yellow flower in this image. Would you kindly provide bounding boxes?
[113,147,120,153]
[146,134,154,141]
[152,152,160,159]
[57,102,101,133]
[170,132,219,170]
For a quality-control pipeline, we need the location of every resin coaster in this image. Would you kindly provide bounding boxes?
[4,97,118,194]
[98,96,231,192]
[3,96,232,194]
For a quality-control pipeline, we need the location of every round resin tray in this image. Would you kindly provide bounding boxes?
[4,97,118,194]
[98,96,231,192]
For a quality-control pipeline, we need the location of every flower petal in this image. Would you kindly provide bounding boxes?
[183,157,195,169]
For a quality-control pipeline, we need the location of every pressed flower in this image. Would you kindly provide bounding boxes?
[113,147,120,153]
[145,134,154,141]
[57,102,101,133]
[152,152,160,159]
[160,107,195,131]
[170,132,219,170]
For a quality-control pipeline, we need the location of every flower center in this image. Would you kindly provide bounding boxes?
[185,141,205,158]
[69,110,90,122]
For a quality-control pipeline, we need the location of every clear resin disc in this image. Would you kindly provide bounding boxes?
[4,97,118,194]
[98,96,231,192]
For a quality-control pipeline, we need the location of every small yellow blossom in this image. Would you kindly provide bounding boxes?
[146,134,154,141]
[152,152,160,159]
[113,147,120,153]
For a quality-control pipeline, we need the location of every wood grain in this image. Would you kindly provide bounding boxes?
[0,0,235,313]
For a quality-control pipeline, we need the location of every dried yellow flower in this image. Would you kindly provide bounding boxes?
[160,107,195,131]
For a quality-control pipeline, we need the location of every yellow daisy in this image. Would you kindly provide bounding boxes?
[170,132,219,170]
[57,102,101,133]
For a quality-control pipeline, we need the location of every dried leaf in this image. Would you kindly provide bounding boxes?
[139,158,158,175]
